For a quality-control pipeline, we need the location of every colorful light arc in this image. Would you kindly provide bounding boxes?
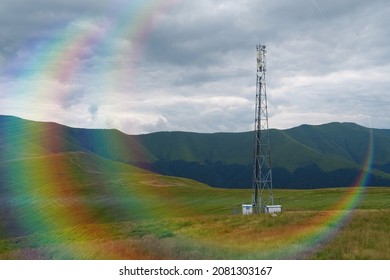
[0,0,376,259]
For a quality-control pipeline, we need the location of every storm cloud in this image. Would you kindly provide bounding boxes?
[0,0,389,133]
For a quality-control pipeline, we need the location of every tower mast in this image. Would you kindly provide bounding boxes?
[251,44,274,213]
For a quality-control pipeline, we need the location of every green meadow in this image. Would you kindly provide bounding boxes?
[0,152,389,259]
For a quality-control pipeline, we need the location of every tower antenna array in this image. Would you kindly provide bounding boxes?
[251,44,274,213]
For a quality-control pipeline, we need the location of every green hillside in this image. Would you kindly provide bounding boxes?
[1,115,390,189]
[1,150,390,259]
[0,151,234,238]
[135,123,390,188]
[138,122,389,171]
[1,116,390,259]
[138,131,253,165]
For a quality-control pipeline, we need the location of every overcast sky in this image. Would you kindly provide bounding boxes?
[0,0,389,134]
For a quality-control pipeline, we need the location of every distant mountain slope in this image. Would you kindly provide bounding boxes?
[136,123,390,188]
[0,115,155,163]
[1,115,390,189]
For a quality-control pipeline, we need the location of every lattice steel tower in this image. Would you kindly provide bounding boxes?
[251,44,274,213]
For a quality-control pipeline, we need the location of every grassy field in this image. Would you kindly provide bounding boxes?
[0,152,389,259]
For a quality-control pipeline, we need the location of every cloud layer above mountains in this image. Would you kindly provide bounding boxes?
[0,0,389,133]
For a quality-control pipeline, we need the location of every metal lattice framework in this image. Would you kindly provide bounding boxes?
[251,44,274,213]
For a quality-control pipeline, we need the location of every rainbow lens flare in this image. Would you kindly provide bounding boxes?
[0,0,377,259]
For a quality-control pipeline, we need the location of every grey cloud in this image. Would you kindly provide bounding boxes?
[145,1,256,67]
[88,104,99,121]
[61,88,85,109]
[0,0,389,133]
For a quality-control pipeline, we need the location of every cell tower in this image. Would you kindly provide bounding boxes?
[251,44,274,213]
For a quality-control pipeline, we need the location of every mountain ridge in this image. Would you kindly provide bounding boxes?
[1,115,390,189]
